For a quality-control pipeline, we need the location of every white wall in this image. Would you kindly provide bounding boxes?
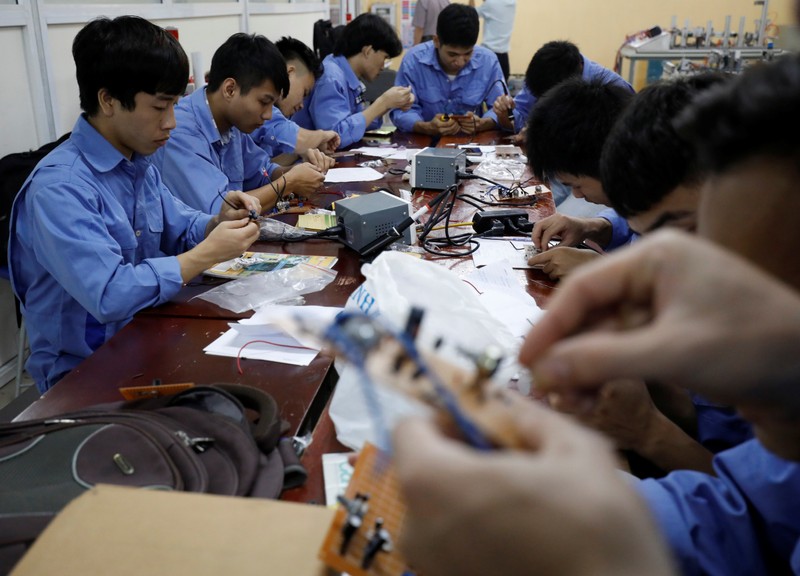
[0,27,40,156]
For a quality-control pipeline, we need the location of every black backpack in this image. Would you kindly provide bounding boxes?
[0,133,70,268]
[0,384,307,572]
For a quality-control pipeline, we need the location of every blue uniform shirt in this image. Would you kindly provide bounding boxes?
[291,54,376,148]
[251,107,301,158]
[390,42,505,133]
[9,115,211,392]
[487,55,633,132]
[598,207,638,250]
[152,87,279,214]
[638,439,800,575]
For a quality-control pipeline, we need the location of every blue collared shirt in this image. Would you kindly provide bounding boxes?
[638,439,800,575]
[597,207,638,250]
[251,107,301,158]
[487,55,633,132]
[291,54,376,148]
[9,115,211,392]
[389,42,505,133]
[152,87,279,214]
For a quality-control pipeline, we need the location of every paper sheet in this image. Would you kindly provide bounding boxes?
[348,146,398,158]
[204,305,343,366]
[462,260,545,335]
[324,167,385,183]
[472,237,539,269]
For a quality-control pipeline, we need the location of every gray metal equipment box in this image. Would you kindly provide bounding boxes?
[335,191,412,252]
[410,147,467,190]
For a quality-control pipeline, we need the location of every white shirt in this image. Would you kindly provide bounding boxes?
[476,0,516,53]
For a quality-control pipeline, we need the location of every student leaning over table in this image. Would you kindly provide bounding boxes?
[390,3,505,137]
[489,40,632,135]
[250,37,340,165]
[534,73,752,469]
[8,16,260,393]
[292,14,414,149]
[153,33,326,215]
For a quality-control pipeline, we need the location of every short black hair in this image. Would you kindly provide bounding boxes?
[207,33,289,98]
[677,55,800,175]
[276,36,323,80]
[436,4,479,47]
[73,16,189,116]
[525,41,583,98]
[600,74,729,219]
[333,13,402,58]
[526,78,634,181]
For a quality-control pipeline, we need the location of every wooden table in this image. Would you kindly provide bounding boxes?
[16,130,557,506]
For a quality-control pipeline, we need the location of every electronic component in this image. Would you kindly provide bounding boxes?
[494,145,523,159]
[472,209,534,235]
[335,191,412,254]
[410,147,467,190]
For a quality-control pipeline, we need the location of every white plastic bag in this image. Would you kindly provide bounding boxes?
[329,251,521,450]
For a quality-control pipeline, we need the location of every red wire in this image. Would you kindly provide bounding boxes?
[236,339,315,374]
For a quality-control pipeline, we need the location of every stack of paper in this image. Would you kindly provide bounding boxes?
[204,305,343,367]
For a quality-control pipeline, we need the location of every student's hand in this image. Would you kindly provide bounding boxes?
[393,396,676,576]
[519,230,800,412]
[283,162,325,197]
[492,94,515,131]
[319,131,341,154]
[531,213,610,250]
[455,112,480,135]
[378,86,415,112]
[202,217,260,262]
[549,379,659,452]
[217,190,261,222]
[528,246,601,280]
[510,125,527,145]
[303,148,335,173]
[423,115,460,136]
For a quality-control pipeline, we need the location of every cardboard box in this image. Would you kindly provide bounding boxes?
[12,485,335,576]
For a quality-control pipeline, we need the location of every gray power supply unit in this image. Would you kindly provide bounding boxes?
[410,147,467,190]
[335,191,412,253]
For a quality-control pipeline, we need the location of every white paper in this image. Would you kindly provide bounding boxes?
[324,167,385,183]
[457,144,496,154]
[204,328,319,366]
[244,305,343,348]
[473,238,539,269]
[462,259,523,293]
[322,453,354,506]
[386,148,422,160]
[478,288,545,337]
[348,146,397,158]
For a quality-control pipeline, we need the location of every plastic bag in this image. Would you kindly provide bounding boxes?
[329,251,521,450]
[473,156,527,181]
[258,219,315,242]
[195,263,337,313]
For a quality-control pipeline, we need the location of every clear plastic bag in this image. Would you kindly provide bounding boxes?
[258,219,316,242]
[473,156,527,181]
[195,263,337,313]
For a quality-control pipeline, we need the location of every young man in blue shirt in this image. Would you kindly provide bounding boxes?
[391,3,505,136]
[250,37,340,164]
[490,40,631,134]
[292,14,413,149]
[523,79,634,278]
[154,33,326,214]
[9,16,260,392]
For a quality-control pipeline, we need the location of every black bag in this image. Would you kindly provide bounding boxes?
[0,133,70,268]
[0,384,307,572]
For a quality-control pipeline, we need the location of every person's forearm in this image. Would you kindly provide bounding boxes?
[413,26,423,45]
[362,99,389,127]
[245,182,280,211]
[412,120,439,136]
[586,217,614,247]
[475,116,497,133]
[294,128,323,155]
[638,411,715,474]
